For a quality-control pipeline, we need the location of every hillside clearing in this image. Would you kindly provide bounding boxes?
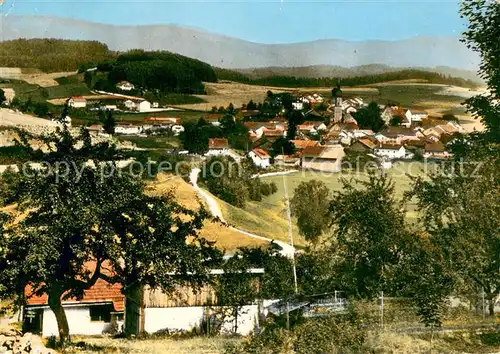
[150,175,269,252]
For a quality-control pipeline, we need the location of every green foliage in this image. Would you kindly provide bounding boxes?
[0,145,32,164]
[200,156,277,208]
[390,115,403,126]
[271,137,297,157]
[99,110,116,135]
[461,0,500,140]
[227,315,366,354]
[0,127,221,341]
[0,89,6,105]
[96,50,216,95]
[441,113,459,122]
[33,102,49,118]
[0,39,114,72]
[290,180,331,243]
[410,157,499,316]
[353,101,385,132]
[328,172,410,298]
[217,69,478,88]
[180,118,223,154]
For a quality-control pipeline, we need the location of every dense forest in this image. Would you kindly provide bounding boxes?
[93,50,217,94]
[0,39,114,72]
[216,68,479,88]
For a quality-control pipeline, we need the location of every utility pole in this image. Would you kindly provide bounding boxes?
[281,150,298,294]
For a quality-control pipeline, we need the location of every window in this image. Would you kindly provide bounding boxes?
[89,305,113,322]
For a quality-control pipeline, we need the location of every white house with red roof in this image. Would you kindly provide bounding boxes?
[249,148,271,169]
[67,96,87,109]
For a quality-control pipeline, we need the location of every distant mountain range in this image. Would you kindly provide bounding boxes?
[0,15,480,76]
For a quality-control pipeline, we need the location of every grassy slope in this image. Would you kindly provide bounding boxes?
[117,136,181,150]
[149,175,268,252]
[223,162,429,244]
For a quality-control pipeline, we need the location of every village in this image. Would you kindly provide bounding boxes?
[62,82,463,173]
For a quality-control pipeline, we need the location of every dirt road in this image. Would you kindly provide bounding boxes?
[0,108,58,127]
[189,168,296,258]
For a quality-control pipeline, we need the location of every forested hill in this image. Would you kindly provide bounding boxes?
[0,39,115,72]
[92,50,217,94]
[215,68,479,88]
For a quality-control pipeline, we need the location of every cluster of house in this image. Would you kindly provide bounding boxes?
[67,92,159,113]
[232,88,462,171]
[87,117,185,136]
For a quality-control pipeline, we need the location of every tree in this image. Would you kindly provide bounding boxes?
[100,110,116,135]
[441,113,458,122]
[353,102,385,132]
[285,111,304,140]
[180,120,209,154]
[0,89,6,105]
[403,0,500,317]
[246,100,257,110]
[0,127,221,342]
[461,0,500,141]
[271,137,296,157]
[219,114,236,135]
[410,157,499,316]
[291,180,331,243]
[390,116,403,126]
[226,103,235,114]
[327,172,411,298]
[33,102,49,118]
[84,71,94,88]
[201,156,249,208]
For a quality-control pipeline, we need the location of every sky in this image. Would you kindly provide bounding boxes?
[0,0,467,44]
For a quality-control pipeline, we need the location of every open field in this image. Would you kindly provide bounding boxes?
[0,108,57,127]
[222,162,432,243]
[176,81,474,116]
[150,175,268,252]
[0,67,78,87]
[117,136,181,150]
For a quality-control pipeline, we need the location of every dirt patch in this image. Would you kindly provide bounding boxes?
[0,108,58,127]
[0,67,78,87]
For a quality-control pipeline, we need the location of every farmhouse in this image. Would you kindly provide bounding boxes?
[274,154,301,167]
[87,124,104,135]
[116,81,135,91]
[115,123,142,135]
[377,126,422,144]
[374,143,406,159]
[24,275,124,337]
[290,140,319,151]
[24,267,268,337]
[124,99,151,113]
[203,114,225,126]
[349,138,377,152]
[206,138,229,156]
[67,96,87,109]
[301,145,345,173]
[424,142,451,159]
[249,148,271,169]
[404,108,428,124]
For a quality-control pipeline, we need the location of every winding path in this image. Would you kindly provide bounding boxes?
[189,168,296,258]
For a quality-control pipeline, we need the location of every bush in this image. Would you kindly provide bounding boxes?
[227,316,366,354]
